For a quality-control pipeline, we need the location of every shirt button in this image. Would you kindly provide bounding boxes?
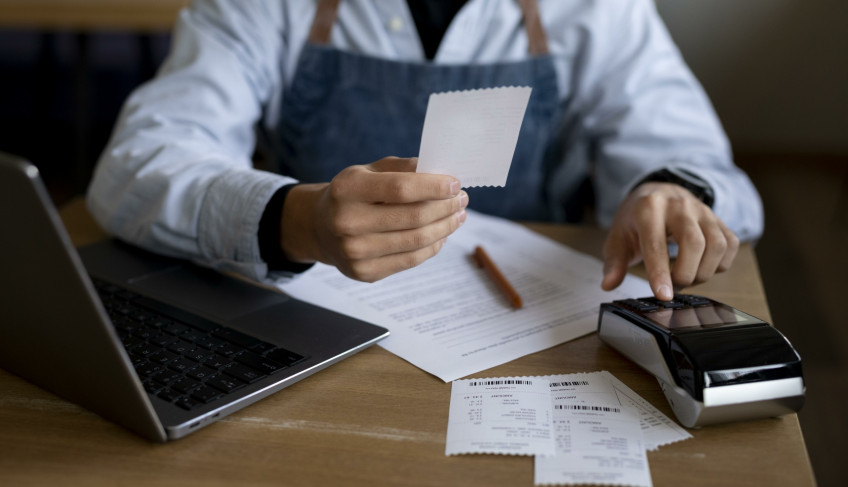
[388,16,404,32]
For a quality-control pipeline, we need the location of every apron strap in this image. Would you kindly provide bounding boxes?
[308,0,341,44]
[517,0,549,56]
[307,0,550,55]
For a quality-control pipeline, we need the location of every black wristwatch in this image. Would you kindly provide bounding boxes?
[635,167,715,208]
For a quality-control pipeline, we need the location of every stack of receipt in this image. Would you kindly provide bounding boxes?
[445,371,692,486]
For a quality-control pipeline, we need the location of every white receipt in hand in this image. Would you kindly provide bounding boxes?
[416,86,532,188]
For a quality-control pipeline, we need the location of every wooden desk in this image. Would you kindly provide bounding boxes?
[0,198,815,486]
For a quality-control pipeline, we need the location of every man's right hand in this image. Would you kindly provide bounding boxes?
[279,157,468,282]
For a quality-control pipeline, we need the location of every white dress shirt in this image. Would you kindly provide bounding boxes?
[86,0,763,283]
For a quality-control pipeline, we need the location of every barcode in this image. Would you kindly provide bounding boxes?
[550,380,590,387]
[555,404,621,413]
[469,379,533,386]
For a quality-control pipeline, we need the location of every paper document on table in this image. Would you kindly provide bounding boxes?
[276,210,650,382]
[416,86,532,187]
[446,377,555,456]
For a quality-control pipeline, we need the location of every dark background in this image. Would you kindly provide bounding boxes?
[1,2,846,486]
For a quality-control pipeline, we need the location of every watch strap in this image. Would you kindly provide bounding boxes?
[635,167,715,208]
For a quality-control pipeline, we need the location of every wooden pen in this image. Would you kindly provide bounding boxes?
[472,245,523,309]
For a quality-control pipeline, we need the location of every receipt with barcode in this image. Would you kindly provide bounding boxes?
[535,403,653,487]
[445,372,672,485]
[534,372,653,486]
[543,371,691,451]
[446,377,555,456]
[417,86,532,187]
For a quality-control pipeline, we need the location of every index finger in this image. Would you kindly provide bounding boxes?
[637,215,674,301]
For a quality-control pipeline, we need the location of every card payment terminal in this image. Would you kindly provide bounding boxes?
[598,295,804,428]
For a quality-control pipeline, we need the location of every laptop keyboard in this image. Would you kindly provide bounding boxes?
[93,278,307,411]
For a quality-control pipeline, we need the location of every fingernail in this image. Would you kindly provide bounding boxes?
[449,180,461,195]
[657,285,672,301]
[459,191,469,208]
[456,209,467,225]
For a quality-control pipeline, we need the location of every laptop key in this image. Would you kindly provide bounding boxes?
[196,336,227,351]
[187,365,217,381]
[120,336,145,351]
[148,350,179,366]
[168,357,198,373]
[204,356,231,370]
[148,318,170,329]
[112,317,137,333]
[132,327,156,340]
[115,305,133,316]
[215,343,244,358]
[133,296,220,334]
[181,329,207,343]
[163,322,191,336]
[142,379,163,394]
[171,377,203,394]
[174,396,203,411]
[149,332,178,347]
[183,318,220,334]
[133,343,158,357]
[222,363,265,383]
[129,354,148,368]
[136,362,162,378]
[236,352,286,375]
[191,385,222,404]
[253,341,276,354]
[131,311,151,323]
[167,340,195,355]
[185,349,215,364]
[153,370,183,385]
[265,347,306,367]
[157,388,183,403]
[206,375,245,394]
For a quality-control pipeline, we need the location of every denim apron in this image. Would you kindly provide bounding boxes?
[273,0,562,221]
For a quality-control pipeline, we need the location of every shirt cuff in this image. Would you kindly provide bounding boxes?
[258,184,315,274]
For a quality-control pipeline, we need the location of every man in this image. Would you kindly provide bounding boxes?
[87,0,763,301]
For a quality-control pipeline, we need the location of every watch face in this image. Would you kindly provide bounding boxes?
[644,302,763,331]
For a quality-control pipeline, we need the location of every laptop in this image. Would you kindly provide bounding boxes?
[0,153,389,442]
